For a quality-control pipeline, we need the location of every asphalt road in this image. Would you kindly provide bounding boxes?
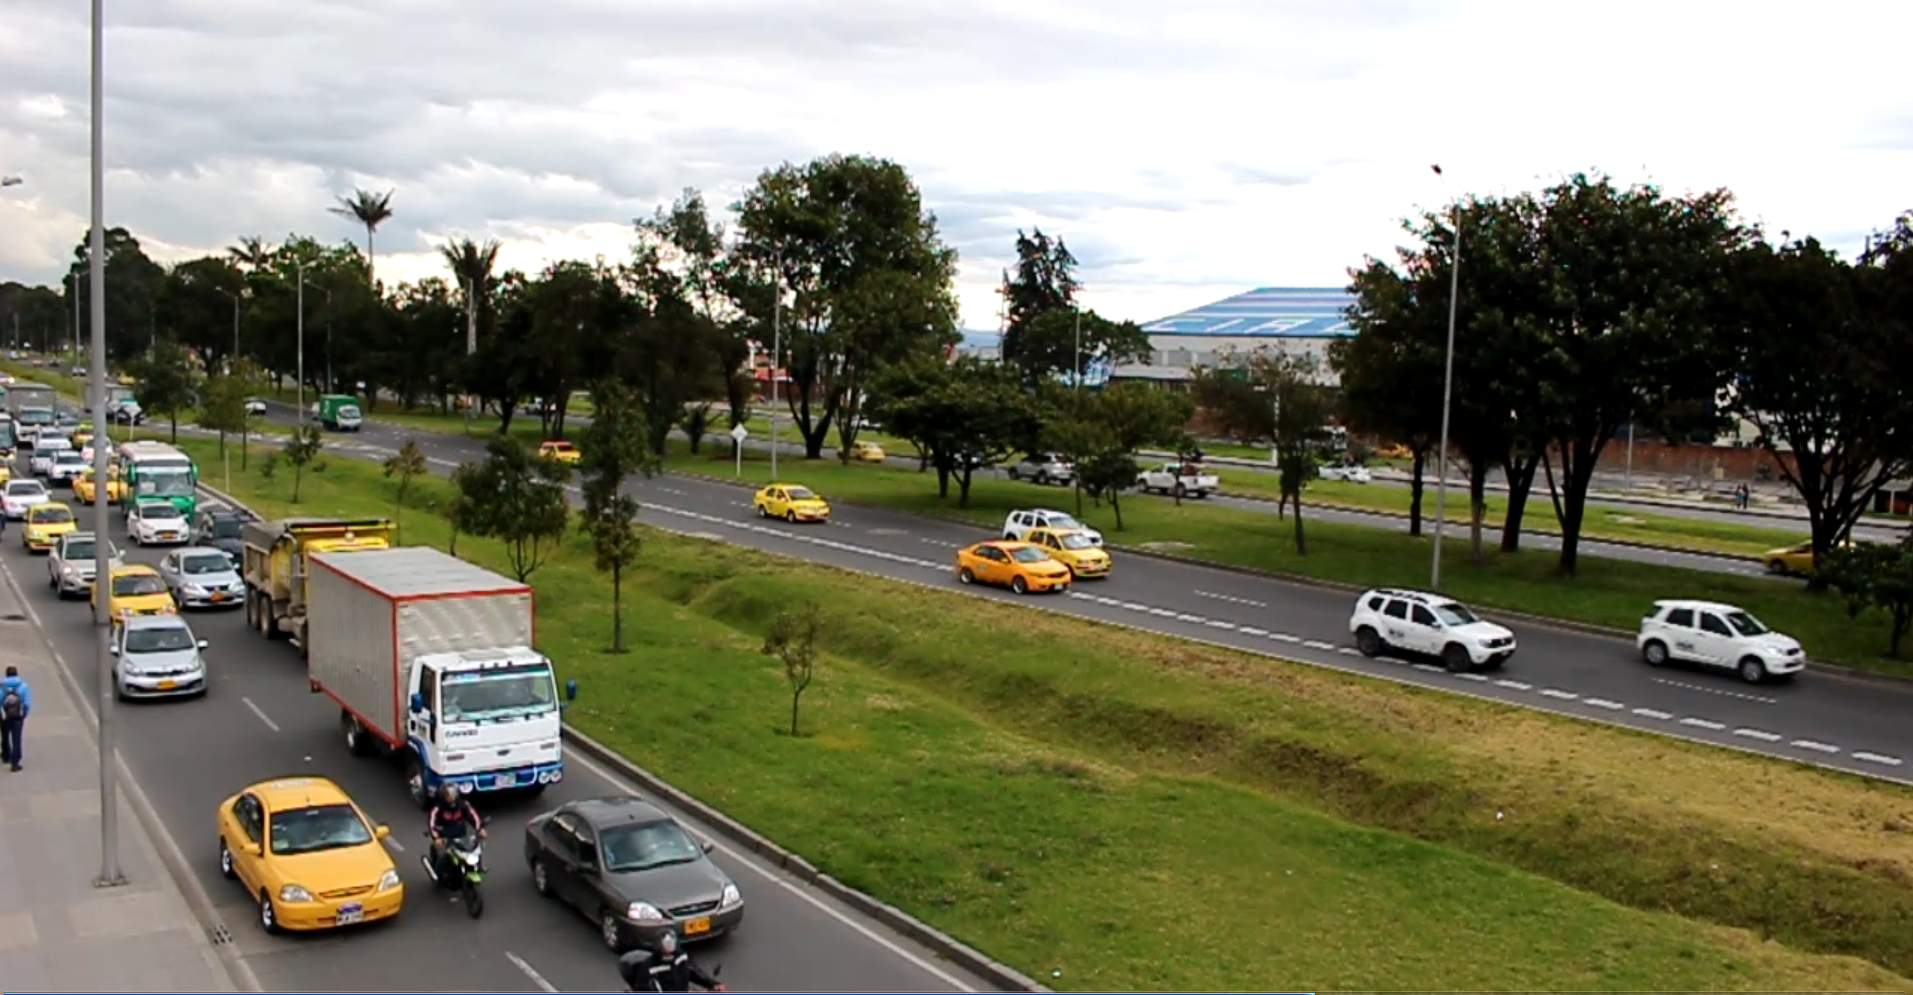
[255,404,1913,787]
[0,453,995,991]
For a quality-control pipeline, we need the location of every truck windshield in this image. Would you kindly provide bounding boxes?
[17,408,54,426]
[439,662,559,721]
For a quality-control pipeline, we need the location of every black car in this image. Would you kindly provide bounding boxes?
[523,797,744,952]
[191,507,258,566]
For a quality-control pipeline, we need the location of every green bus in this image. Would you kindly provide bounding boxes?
[116,440,199,515]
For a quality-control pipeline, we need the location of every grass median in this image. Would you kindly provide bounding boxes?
[668,441,1913,678]
[174,433,1913,990]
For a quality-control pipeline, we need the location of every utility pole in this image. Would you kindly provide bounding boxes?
[464,277,478,429]
[1429,164,1462,591]
[88,0,125,890]
[769,247,781,481]
[295,259,305,428]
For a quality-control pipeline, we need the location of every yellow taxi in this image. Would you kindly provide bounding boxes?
[847,440,886,463]
[1024,527,1111,579]
[754,483,830,523]
[22,501,79,552]
[72,467,127,505]
[1374,442,1413,460]
[218,776,403,933]
[955,540,1073,595]
[117,372,137,385]
[1762,539,1852,576]
[72,424,96,450]
[0,462,10,484]
[92,564,177,617]
[537,440,582,465]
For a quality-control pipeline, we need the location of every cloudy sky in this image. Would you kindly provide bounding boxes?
[2,0,1910,330]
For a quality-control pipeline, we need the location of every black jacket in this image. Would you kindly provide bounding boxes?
[619,949,718,992]
[428,798,480,838]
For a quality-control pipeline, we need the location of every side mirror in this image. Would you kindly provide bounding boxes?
[245,843,264,858]
[107,645,119,656]
[565,678,579,702]
[410,692,425,712]
[700,837,715,854]
[374,824,390,840]
[196,639,209,650]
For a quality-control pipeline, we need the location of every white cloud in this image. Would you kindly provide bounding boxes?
[1,0,1909,329]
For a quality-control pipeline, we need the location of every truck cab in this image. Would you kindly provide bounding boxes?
[403,649,568,801]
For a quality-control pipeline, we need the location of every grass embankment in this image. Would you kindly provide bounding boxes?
[668,441,1913,678]
[720,415,1810,558]
[178,433,1913,991]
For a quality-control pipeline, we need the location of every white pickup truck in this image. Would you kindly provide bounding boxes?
[1135,462,1220,498]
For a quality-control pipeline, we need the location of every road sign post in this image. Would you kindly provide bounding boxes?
[729,423,749,477]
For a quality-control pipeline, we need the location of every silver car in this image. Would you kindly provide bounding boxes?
[110,614,209,700]
[156,546,246,609]
[48,531,124,599]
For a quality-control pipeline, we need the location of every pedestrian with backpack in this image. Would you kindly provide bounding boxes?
[1,665,29,772]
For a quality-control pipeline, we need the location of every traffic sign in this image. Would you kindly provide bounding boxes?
[729,423,749,442]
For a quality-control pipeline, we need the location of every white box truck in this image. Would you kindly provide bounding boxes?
[305,546,574,808]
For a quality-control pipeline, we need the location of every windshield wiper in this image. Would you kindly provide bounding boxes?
[627,855,699,872]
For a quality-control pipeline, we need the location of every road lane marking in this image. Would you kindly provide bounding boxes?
[1650,677,1777,705]
[1853,752,1905,767]
[240,696,281,732]
[1269,632,1300,643]
[1538,688,1579,700]
[1239,626,1268,637]
[1455,672,1489,681]
[506,952,561,993]
[1120,602,1148,611]
[1336,646,1360,655]
[1207,620,1238,630]
[1680,717,1727,731]
[1732,727,1782,742]
[1632,708,1674,720]
[1194,590,1267,609]
[1174,613,1206,624]
[1790,740,1840,754]
[1411,663,1444,674]
[1582,698,1625,711]
[1494,679,1532,691]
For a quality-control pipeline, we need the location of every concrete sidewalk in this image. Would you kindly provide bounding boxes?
[0,567,249,991]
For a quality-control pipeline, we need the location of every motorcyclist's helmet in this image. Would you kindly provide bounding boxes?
[656,931,679,957]
[440,783,460,805]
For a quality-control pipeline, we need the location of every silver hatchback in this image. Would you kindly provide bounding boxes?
[111,615,209,700]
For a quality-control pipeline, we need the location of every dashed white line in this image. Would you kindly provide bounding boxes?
[1336,646,1361,655]
[1582,698,1625,711]
[1269,633,1301,643]
[1207,620,1238,630]
[1174,613,1205,624]
[1732,728,1783,742]
[240,696,281,732]
[505,952,561,993]
[1632,708,1674,720]
[1538,688,1579,700]
[1853,752,1905,767]
[1193,590,1268,609]
[1494,679,1532,691]
[1239,626,1268,637]
[1150,607,1176,618]
[1301,639,1336,651]
[1790,740,1840,754]
[1455,672,1489,682]
[1410,663,1445,674]
[1650,677,1777,705]
[1680,717,1727,731]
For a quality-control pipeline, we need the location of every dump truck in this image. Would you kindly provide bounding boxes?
[241,518,397,646]
[304,546,571,807]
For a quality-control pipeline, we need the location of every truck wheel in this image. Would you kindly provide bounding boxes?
[404,754,429,809]
[342,711,376,757]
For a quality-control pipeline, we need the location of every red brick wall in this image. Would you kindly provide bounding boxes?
[1592,441,1796,481]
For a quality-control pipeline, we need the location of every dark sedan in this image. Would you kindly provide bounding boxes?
[191,507,257,567]
[523,797,745,952]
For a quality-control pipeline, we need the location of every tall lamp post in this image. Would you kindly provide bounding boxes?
[219,288,241,366]
[768,247,782,481]
[1428,163,1463,591]
[295,260,306,428]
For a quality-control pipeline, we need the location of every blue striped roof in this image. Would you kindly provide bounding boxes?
[1141,287,1354,337]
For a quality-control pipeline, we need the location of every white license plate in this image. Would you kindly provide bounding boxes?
[336,907,363,925]
[494,773,516,787]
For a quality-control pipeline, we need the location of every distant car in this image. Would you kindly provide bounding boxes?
[753,483,829,523]
[1002,508,1103,546]
[1135,462,1219,498]
[21,502,78,553]
[1006,453,1075,486]
[110,613,209,700]
[523,796,744,952]
[538,440,582,465]
[157,546,247,609]
[244,396,269,416]
[846,440,886,463]
[1637,599,1804,684]
[1022,527,1110,579]
[48,531,123,599]
[126,500,189,546]
[192,507,258,566]
[2,478,52,519]
[955,540,1073,595]
[1759,540,1851,577]
[49,449,87,484]
[1318,461,1372,484]
[28,435,71,476]
[218,776,403,933]
[1348,588,1518,673]
[72,466,127,505]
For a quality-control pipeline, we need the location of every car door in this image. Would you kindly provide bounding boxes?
[538,812,588,910]
[1379,598,1412,645]
[228,793,267,892]
[1695,612,1737,668]
[157,552,179,592]
[1408,604,1444,654]
[977,546,1008,584]
[1657,607,1699,662]
[569,819,618,914]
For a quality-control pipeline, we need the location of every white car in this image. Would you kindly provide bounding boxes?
[2,479,52,519]
[48,531,124,599]
[244,396,269,416]
[49,449,88,484]
[1003,508,1104,546]
[110,614,209,700]
[29,436,71,476]
[1318,462,1372,484]
[1636,599,1805,684]
[126,500,189,546]
[1348,588,1518,672]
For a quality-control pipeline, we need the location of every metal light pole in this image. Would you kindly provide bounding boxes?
[464,278,478,429]
[70,271,83,365]
[87,0,125,890]
[768,248,781,481]
[221,289,241,367]
[295,259,306,428]
[1072,307,1082,394]
[1429,164,1462,591]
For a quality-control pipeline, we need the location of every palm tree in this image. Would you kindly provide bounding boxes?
[329,187,396,287]
[226,236,271,272]
[439,236,502,295]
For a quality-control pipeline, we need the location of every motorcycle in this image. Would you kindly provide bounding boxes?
[621,955,724,992]
[421,823,487,918]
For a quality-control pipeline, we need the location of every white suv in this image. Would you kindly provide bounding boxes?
[1003,508,1104,546]
[1636,599,1804,684]
[1349,588,1518,672]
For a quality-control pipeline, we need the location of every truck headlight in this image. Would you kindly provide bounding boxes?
[626,901,665,922]
[279,883,313,902]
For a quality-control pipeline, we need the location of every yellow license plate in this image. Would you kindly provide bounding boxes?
[156,680,176,690]
[210,592,225,601]
[683,916,711,936]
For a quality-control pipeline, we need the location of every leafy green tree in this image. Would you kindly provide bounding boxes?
[455,436,572,582]
[64,226,166,362]
[1192,349,1334,553]
[583,494,644,653]
[1822,538,1913,658]
[1075,443,1141,530]
[731,154,960,459]
[997,229,1151,385]
[382,439,428,544]
[1337,259,1444,536]
[680,401,714,455]
[761,601,822,738]
[126,339,200,442]
[281,424,325,504]
[865,356,1039,507]
[196,371,249,459]
[580,379,660,504]
[157,255,247,370]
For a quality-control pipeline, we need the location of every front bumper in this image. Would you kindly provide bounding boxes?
[611,901,746,949]
[1763,654,1806,675]
[177,587,246,609]
[430,761,566,795]
[117,669,207,698]
[1467,644,1518,666]
[1020,573,1072,593]
[57,571,96,595]
[138,530,188,545]
[276,885,405,931]
[24,533,65,552]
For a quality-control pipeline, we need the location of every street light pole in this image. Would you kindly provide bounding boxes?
[769,248,781,481]
[87,0,125,890]
[222,290,241,367]
[1429,164,1462,591]
[295,259,305,428]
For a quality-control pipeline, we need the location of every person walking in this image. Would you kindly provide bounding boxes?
[1,665,30,771]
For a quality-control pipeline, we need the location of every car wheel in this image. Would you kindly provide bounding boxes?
[219,838,236,879]
[958,567,975,585]
[1355,626,1384,658]
[1441,643,1473,673]
[1766,560,1789,575]
[600,910,626,952]
[1006,468,1020,481]
[785,510,797,523]
[1011,575,1029,595]
[531,858,553,897]
[1641,640,1669,667]
[1738,656,1768,684]
[755,504,767,518]
[258,889,281,934]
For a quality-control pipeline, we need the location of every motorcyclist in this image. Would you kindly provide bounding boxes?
[426,783,484,882]
[618,931,725,992]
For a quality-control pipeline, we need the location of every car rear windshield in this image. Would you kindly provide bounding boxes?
[140,504,182,520]
[6,482,46,496]
[208,516,244,538]
[599,819,704,872]
[1056,533,1095,550]
[269,803,373,855]
[183,554,230,574]
[64,539,96,559]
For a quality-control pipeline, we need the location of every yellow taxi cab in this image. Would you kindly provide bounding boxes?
[72,424,96,450]
[117,372,137,385]
[0,462,10,484]
[22,501,79,552]
[72,467,127,505]
[1024,526,1111,579]
[847,440,886,463]
[92,564,178,617]
[1374,442,1413,460]
[1762,539,1852,576]
[218,775,403,933]
[754,483,830,523]
[955,540,1073,595]
[537,440,582,465]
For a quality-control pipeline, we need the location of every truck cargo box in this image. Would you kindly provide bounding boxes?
[306,546,534,745]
